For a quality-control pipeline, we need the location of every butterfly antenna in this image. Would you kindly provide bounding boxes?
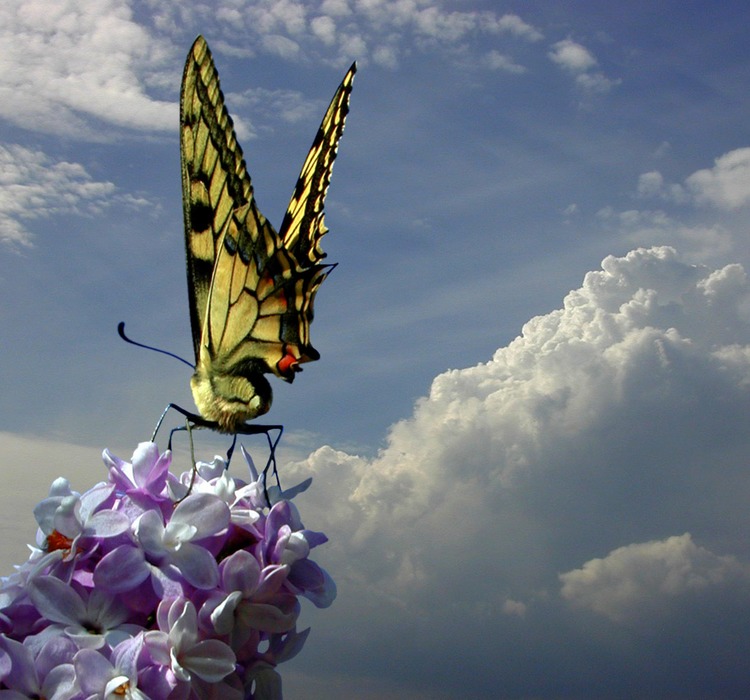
[118,322,194,369]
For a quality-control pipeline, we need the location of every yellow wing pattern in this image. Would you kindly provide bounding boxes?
[180,36,355,432]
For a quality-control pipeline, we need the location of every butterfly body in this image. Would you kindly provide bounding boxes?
[180,36,355,433]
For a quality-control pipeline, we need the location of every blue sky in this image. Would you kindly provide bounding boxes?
[2,1,750,698]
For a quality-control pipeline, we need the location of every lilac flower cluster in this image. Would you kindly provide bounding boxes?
[0,442,335,699]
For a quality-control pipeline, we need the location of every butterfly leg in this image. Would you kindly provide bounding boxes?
[151,403,207,443]
[225,434,239,465]
[234,423,283,504]
[168,424,187,452]
[173,419,199,504]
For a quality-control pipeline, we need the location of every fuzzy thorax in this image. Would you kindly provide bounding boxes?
[190,364,273,433]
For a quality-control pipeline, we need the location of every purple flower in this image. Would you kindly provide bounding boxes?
[146,598,235,684]
[74,635,149,700]
[26,576,144,650]
[0,635,76,699]
[0,441,335,699]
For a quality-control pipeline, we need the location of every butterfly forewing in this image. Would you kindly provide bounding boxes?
[279,63,356,266]
[181,38,258,353]
[180,36,355,430]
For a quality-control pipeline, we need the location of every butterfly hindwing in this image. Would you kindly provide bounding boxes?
[180,36,355,432]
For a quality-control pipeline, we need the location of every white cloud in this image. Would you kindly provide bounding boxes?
[560,533,750,622]
[261,33,302,59]
[637,148,750,211]
[6,242,750,694]
[372,44,399,69]
[186,1,542,68]
[0,144,150,248]
[686,147,750,210]
[549,38,619,93]
[599,202,734,261]
[549,38,597,71]
[637,170,666,197]
[245,0,308,35]
[574,70,620,93]
[484,50,526,74]
[493,13,543,42]
[311,14,337,44]
[502,598,527,617]
[320,0,351,17]
[263,244,750,697]
[287,246,750,623]
[229,86,319,135]
[0,0,176,137]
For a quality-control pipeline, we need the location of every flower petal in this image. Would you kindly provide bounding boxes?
[27,576,86,625]
[180,639,236,682]
[171,493,230,540]
[94,545,149,593]
[171,542,220,590]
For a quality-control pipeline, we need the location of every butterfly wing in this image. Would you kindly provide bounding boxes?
[279,62,357,265]
[180,36,355,432]
[181,35,255,363]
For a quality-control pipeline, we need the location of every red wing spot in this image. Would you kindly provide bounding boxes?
[277,351,300,377]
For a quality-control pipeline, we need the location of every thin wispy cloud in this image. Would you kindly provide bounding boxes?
[0,0,176,137]
[146,0,543,68]
[549,37,620,93]
[0,145,116,248]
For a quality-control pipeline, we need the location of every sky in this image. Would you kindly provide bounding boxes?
[2,0,750,698]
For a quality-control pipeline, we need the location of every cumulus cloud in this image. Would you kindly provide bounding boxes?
[636,147,750,211]
[0,0,176,137]
[281,245,750,693]
[560,533,750,623]
[686,147,750,209]
[0,144,150,248]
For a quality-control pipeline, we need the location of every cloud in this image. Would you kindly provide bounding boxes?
[636,148,750,211]
[560,533,750,623]
[596,148,750,260]
[549,38,597,72]
[0,144,150,248]
[311,14,337,45]
[493,13,544,42]
[227,86,320,139]
[280,245,750,693]
[548,38,620,93]
[0,0,176,138]
[686,147,750,210]
[159,1,543,68]
[483,50,526,74]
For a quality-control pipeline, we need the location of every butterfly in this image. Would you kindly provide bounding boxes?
[180,36,355,435]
